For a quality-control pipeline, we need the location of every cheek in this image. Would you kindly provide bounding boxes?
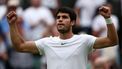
[64,20,69,23]
[65,20,72,27]
[64,20,70,24]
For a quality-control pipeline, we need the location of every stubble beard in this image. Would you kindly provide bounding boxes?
[57,27,70,34]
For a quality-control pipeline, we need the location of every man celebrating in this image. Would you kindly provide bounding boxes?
[7,5,118,69]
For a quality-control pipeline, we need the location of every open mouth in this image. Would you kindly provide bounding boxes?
[57,24,65,28]
[57,23,65,26]
[58,24,64,26]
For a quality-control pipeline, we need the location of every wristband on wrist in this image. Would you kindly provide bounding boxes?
[105,18,113,24]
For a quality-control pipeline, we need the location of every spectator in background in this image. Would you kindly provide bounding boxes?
[92,3,119,37]
[23,0,55,69]
[0,26,8,69]
[0,1,21,68]
[0,0,23,47]
[92,3,119,61]
[9,16,34,69]
[88,50,101,69]
[0,0,7,20]
[6,5,118,69]
[0,0,34,69]
[74,0,106,34]
[93,57,119,69]
[41,0,59,16]
[19,0,30,10]
[93,57,110,69]
[23,0,55,41]
[92,3,119,69]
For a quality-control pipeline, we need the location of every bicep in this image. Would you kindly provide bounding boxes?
[93,37,112,49]
[20,41,39,54]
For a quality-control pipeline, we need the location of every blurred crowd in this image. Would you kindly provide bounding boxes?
[0,0,120,69]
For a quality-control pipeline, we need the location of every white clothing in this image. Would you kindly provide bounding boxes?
[35,34,96,69]
[23,6,55,40]
[23,6,54,26]
[75,0,106,27]
[92,15,119,37]
[0,5,7,20]
[41,0,58,9]
[0,5,23,20]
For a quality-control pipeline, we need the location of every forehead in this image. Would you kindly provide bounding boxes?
[57,12,69,16]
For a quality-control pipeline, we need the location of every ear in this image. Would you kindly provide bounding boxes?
[71,21,75,26]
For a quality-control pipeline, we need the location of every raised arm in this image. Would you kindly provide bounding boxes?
[93,6,118,49]
[7,11,39,54]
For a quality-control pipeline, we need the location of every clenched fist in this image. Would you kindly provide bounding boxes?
[99,6,111,19]
[7,11,17,25]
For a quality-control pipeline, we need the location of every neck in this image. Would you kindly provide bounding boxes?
[59,31,74,40]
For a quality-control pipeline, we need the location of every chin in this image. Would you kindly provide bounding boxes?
[57,29,66,34]
[57,27,64,31]
[57,29,64,32]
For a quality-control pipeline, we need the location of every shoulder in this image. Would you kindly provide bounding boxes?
[35,36,60,47]
[24,7,33,12]
[79,34,97,47]
[34,36,52,47]
[79,34,96,40]
[79,34,93,37]
[36,36,51,41]
[35,36,58,42]
[39,7,51,12]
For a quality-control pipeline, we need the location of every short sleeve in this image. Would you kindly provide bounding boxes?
[35,38,46,55]
[86,35,97,53]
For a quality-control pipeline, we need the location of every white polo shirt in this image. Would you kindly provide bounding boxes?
[35,34,96,69]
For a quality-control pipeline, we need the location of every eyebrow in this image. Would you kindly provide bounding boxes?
[56,15,69,19]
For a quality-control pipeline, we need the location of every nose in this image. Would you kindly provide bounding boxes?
[58,17,63,22]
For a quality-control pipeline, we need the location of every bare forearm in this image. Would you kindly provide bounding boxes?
[107,24,118,45]
[93,5,119,49]
[7,11,39,53]
[93,23,118,49]
[10,24,25,49]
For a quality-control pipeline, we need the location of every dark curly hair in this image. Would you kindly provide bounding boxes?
[55,7,77,22]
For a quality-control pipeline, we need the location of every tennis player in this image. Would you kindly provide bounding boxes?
[7,5,118,69]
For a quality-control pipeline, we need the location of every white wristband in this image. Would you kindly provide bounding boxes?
[105,18,113,24]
